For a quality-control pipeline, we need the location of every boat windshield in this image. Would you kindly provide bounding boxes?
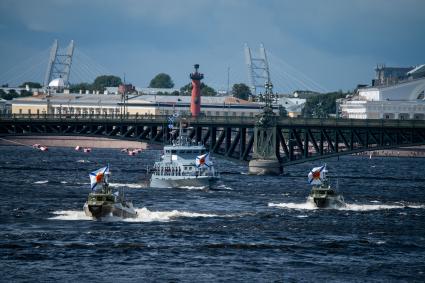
[314,189,334,195]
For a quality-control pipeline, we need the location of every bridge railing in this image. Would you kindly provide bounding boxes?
[277,117,425,129]
[0,113,257,125]
[1,113,424,128]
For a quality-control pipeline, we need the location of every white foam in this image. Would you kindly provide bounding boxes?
[49,207,219,222]
[49,210,91,221]
[61,181,68,184]
[125,207,219,222]
[109,182,145,189]
[269,201,425,211]
[268,201,317,210]
[296,215,309,218]
[179,186,207,190]
[34,180,48,184]
[214,184,233,190]
[76,160,90,163]
[341,203,425,211]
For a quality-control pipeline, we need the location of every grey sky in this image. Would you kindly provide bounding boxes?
[0,0,424,93]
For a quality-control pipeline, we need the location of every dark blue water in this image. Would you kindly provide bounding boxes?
[1,146,424,282]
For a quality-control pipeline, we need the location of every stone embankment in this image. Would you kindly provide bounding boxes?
[353,146,425,158]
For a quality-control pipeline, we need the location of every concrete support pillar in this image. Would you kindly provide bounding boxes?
[248,125,282,175]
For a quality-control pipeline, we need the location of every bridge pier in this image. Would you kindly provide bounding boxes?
[248,124,282,175]
[248,82,282,175]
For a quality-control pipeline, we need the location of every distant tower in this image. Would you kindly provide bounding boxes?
[244,43,271,95]
[44,39,75,87]
[190,64,204,117]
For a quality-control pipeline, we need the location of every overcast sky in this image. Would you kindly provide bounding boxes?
[0,0,424,93]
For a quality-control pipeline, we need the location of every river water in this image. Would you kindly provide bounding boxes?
[0,146,424,282]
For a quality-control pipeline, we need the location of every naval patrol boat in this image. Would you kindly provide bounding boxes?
[307,165,345,208]
[84,165,138,219]
[150,122,219,189]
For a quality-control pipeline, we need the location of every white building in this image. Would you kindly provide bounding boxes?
[277,96,305,117]
[340,66,425,120]
[0,98,10,115]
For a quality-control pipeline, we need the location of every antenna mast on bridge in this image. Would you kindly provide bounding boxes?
[44,40,74,87]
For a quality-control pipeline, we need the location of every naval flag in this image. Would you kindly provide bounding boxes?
[308,164,327,185]
[89,164,110,191]
[196,153,212,168]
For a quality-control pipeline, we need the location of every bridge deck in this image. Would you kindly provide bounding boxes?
[1,114,425,165]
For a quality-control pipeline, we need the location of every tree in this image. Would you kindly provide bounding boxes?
[1,89,19,100]
[179,82,217,96]
[231,83,251,100]
[20,90,33,97]
[201,85,217,96]
[92,75,122,91]
[302,91,348,118]
[149,73,174,88]
[19,82,42,89]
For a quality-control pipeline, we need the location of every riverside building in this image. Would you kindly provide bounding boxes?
[10,92,304,118]
[340,64,425,120]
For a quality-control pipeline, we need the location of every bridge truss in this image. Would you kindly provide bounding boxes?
[1,115,425,165]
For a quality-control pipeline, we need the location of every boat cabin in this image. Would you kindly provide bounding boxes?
[88,193,115,203]
[311,189,335,196]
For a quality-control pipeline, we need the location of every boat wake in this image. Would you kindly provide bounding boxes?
[126,207,219,222]
[179,186,208,190]
[341,203,425,211]
[211,184,233,191]
[268,201,425,211]
[269,201,317,210]
[49,207,220,222]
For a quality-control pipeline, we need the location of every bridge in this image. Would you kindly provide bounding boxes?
[1,114,425,168]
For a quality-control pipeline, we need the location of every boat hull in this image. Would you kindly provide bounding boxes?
[150,175,218,189]
[83,202,138,219]
[307,195,346,209]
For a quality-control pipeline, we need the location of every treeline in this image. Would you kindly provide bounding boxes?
[69,75,122,93]
[0,82,43,100]
[2,73,255,100]
[301,91,350,118]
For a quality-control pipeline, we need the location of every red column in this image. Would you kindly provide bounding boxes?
[190,64,204,117]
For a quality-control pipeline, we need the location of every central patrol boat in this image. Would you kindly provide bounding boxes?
[307,164,346,208]
[150,121,219,189]
[83,165,138,219]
